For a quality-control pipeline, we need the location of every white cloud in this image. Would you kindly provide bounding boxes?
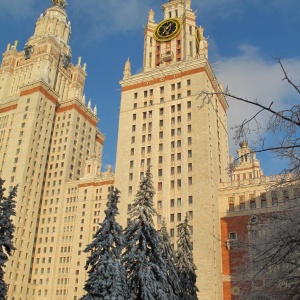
[217,44,300,158]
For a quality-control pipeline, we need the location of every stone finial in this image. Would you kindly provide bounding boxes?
[239,141,248,148]
[14,40,18,49]
[82,93,86,104]
[6,43,11,51]
[123,58,131,79]
[148,9,155,23]
[93,105,97,115]
[88,100,91,110]
[77,56,82,66]
[52,0,67,9]
[83,63,87,71]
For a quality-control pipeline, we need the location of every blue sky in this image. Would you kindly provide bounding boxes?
[1,0,300,175]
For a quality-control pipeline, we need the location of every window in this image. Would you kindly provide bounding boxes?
[229,232,237,240]
[177,198,181,206]
[171,84,175,91]
[188,137,192,145]
[188,125,192,132]
[294,188,300,199]
[187,101,191,108]
[158,182,162,191]
[187,90,191,96]
[159,144,163,151]
[170,214,174,222]
[159,131,163,139]
[250,200,256,209]
[177,213,181,221]
[271,191,278,206]
[160,86,164,94]
[133,114,136,120]
[158,156,163,164]
[188,150,192,157]
[134,92,138,99]
[170,199,174,207]
[283,190,289,201]
[130,148,134,155]
[159,108,164,115]
[170,229,175,237]
[188,177,192,185]
[261,193,267,207]
[189,196,193,204]
[158,169,162,176]
[157,201,162,209]
[187,79,191,86]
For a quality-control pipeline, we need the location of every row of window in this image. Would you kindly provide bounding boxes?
[229,189,300,211]
[132,101,192,121]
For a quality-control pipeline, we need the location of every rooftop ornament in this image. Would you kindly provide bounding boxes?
[52,0,67,9]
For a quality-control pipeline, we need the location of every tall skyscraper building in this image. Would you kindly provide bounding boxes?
[1,1,297,300]
[115,0,229,298]
[0,1,114,299]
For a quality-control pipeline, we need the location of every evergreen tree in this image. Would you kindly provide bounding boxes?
[123,167,177,300]
[160,220,181,298]
[80,188,130,300]
[0,179,17,299]
[176,214,198,300]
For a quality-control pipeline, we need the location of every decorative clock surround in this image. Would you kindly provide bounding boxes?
[153,18,182,42]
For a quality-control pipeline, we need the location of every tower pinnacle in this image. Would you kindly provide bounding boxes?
[52,0,67,9]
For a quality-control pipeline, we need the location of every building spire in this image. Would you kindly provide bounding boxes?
[123,58,131,79]
[52,0,67,9]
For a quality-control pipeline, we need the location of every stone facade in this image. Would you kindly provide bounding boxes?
[116,1,228,299]
[0,1,298,300]
[0,2,113,299]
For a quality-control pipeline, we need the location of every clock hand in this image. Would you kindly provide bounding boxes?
[162,23,172,34]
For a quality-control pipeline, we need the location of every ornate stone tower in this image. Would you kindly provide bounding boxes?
[115,0,229,298]
[0,1,105,299]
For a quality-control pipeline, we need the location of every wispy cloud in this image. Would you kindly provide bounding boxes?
[217,44,300,155]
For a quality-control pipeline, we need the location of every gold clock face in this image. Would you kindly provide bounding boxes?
[153,18,182,42]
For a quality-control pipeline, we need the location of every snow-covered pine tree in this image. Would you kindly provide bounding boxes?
[123,167,177,300]
[176,214,198,300]
[80,188,130,300]
[0,179,17,299]
[160,220,181,298]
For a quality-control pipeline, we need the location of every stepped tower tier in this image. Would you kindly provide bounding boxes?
[0,1,106,299]
[116,0,229,299]
[143,0,208,72]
